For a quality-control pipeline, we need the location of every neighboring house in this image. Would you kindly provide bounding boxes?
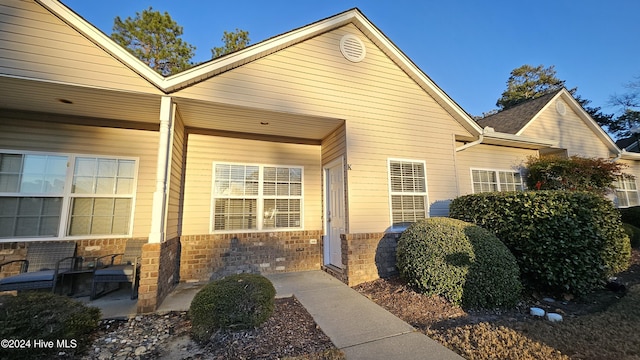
[1,0,639,312]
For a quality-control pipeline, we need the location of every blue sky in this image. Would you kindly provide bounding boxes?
[61,0,639,118]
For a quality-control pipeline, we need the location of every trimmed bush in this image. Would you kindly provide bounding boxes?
[450,191,631,296]
[396,218,522,308]
[623,223,640,248]
[189,273,276,342]
[0,292,101,359]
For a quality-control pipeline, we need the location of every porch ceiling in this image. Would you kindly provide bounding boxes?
[174,97,344,141]
[0,76,161,124]
[0,77,343,141]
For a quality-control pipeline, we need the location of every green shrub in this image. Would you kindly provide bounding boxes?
[619,206,640,229]
[623,223,640,248]
[396,218,522,308]
[189,273,276,342]
[0,292,101,359]
[449,191,631,296]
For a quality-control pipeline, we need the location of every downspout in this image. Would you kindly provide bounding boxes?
[455,134,484,152]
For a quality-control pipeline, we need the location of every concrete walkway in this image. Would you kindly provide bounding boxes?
[91,271,463,360]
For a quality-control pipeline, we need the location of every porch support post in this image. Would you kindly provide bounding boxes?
[149,96,174,244]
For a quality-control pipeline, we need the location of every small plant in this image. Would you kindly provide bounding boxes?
[0,292,101,359]
[396,218,522,308]
[189,273,276,342]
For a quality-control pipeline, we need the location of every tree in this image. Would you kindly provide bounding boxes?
[608,77,640,139]
[496,64,565,110]
[211,29,250,58]
[492,64,613,130]
[112,7,196,76]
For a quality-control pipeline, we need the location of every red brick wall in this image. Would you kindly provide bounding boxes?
[137,237,180,314]
[0,242,27,279]
[180,231,323,282]
[336,232,401,286]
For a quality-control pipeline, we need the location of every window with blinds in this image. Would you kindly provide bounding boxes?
[0,151,137,239]
[212,163,303,232]
[472,169,523,193]
[388,160,427,225]
[615,176,640,208]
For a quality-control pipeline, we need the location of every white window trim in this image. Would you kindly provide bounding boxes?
[615,176,639,208]
[470,168,524,193]
[0,149,139,242]
[387,158,429,231]
[210,162,304,234]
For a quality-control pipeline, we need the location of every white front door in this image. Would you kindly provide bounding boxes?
[325,159,345,268]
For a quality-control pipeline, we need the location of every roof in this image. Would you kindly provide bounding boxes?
[477,89,563,134]
[37,0,483,136]
[617,137,639,152]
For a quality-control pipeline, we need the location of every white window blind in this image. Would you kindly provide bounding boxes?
[212,163,303,232]
[388,160,427,225]
[0,151,137,239]
[615,176,640,208]
[472,169,523,193]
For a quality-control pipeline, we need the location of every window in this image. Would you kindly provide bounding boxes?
[0,151,137,239]
[68,157,135,236]
[388,160,427,225]
[615,176,640,208]
[472,169,523,193]
[212,163,302,232]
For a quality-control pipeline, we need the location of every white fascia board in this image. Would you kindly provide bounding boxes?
[350,13,483,136]
[38,0,166,88]
[516,89,620,153]
[163,11,357,92]
[483,131,558,149]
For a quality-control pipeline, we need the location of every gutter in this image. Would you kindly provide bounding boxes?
[456,126,496,152]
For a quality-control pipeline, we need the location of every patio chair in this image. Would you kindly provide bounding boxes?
[90,239,146,300]
[0,241,77,293]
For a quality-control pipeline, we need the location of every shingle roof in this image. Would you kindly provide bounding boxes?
[477,89,563,134]
[616,137,639,152]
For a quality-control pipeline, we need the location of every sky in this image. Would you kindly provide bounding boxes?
[61,0,640,118]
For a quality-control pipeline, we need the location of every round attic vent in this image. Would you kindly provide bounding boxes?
[556,100,567,115]
[340,34,366,62]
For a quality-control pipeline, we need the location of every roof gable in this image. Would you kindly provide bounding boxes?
[477,90,562,133]
[478,88,620,156]
[37,1,482,136]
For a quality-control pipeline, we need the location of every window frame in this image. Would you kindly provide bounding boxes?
[470,168,524,193]
[387,158,428,231]
[0,149,138,241]
[615,176,640,208]
[210,162,304,233]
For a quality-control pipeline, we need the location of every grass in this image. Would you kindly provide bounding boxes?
[428,285,640,360]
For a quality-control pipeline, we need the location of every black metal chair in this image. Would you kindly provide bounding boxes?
[90,239,145,300]
[0,241,77,293]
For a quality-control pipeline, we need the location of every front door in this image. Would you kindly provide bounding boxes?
[324,159,345,267]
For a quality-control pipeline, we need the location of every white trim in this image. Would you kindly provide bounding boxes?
[210,162,305,233]
[387,158,429,230]
[37,1,483,136]
[0,149,139,242]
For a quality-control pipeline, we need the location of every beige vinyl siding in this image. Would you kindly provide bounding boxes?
[520,101,613,158]
[0,117,158,238]
[175,25,472,233]
[0,0,157,93]
[321,123,346,166]
[182,134,322,235]
[166,112,185,240]
[455,144,536,195]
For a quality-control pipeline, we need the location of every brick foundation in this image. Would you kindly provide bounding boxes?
[179,231,323,282]
[333,232,401,286]
[137,237,180,314]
